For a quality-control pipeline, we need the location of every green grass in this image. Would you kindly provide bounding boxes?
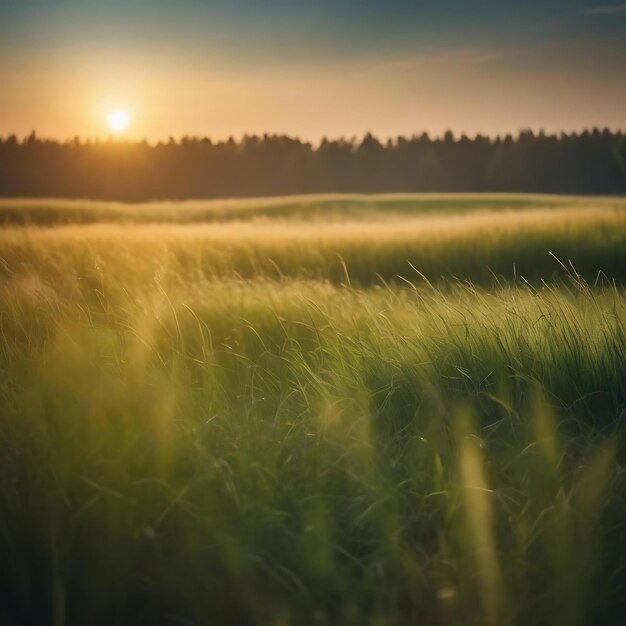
[1,199,625,286]
[0,195,625,625]
[0,193,623,225]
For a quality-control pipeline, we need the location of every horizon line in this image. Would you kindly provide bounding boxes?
[2,126,625,147]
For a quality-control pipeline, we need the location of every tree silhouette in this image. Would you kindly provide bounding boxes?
[0,130,624,201]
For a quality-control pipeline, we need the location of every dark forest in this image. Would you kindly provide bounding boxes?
[1,129,625,201]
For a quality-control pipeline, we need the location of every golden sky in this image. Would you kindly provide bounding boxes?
[1,1,625,141]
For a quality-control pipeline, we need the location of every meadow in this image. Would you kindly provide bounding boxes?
[0,194,625,626]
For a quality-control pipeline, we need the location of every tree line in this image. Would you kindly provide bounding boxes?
[0,129,624,200]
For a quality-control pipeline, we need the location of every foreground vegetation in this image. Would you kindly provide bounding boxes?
[0,195,625,625]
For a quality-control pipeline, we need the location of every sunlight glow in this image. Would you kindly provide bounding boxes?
[107,109,130,133]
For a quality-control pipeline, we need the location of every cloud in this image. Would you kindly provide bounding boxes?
[582,3,626,15]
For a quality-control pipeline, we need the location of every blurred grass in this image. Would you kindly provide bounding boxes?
[0,193,623,225]
[0,196,625,625]
[0,202,625,286]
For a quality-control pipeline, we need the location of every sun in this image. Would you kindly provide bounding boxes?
[107,109,130,133]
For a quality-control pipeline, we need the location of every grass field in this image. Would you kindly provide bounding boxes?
[0,194,625,625]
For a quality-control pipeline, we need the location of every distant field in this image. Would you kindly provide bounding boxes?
[1,194,625,285]
[0,195,625,625]
[0,193,623,225]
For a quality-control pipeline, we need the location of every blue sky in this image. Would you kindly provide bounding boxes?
[1,0,625,139]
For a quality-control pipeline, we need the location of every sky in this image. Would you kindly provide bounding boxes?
[1,0,625,141]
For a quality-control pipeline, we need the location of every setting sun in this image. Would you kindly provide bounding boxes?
[107,108,130,133]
